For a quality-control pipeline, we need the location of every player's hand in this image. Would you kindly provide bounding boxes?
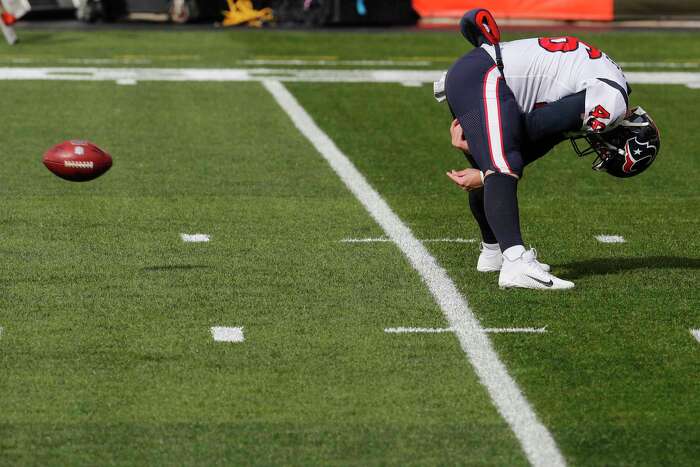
[450,119,470,153]
[446,168,483,191]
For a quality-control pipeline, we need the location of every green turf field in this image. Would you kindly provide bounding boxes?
[0,28,698,466]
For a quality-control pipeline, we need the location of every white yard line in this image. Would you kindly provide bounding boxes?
[340,237,477,243]
[0,67,697,89]
[263,79,565,467]
[691,329,700,344]
[385,326,547,334]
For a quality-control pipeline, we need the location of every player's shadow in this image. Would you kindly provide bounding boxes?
[558,256,700,279]
[141,265,209,272]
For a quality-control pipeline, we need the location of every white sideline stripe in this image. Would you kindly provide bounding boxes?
[619,62,700,69]
[239,59,433,67]
[385,326,547,334]
[596,235,626,243]
[0,57,152,65]
[340,237,477,243]
[0,67,696,88]
[0,58,696,69]
[180,233,210,243]
[691,329,700,343]
[211,326,244,343]
[263,79,566,467]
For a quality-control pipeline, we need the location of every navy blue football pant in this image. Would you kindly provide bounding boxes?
[445,47,561,251]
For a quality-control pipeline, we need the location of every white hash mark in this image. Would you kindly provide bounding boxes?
[264,79,566,467]
[211,327,244,343]
[691,329,700,344]
[596,235,626,243]
[180,233,210,243]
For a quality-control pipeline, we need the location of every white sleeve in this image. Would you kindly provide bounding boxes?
[583,80,628,133]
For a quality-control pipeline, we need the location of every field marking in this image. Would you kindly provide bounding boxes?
[180,233,210,243]
[0,57,153,65]
[211,326,245,343]
[0,326,3,338]
[691,329,700,344]
[596,235,626,243]
[385,326,547,334]
[264,79,566,467]
[1,57,696,69]
[340,237,477,243]
[619,62,700,69]
[0,67,697,89]
[116,78,138,85]
[239,59,433,67]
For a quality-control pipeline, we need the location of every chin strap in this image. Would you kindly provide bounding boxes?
[494,43,505,80]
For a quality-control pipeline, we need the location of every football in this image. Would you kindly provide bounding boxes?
[42,140,112,182]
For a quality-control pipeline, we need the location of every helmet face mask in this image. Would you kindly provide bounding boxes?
[570,107,660,178]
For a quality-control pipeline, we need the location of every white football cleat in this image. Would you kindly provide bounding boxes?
[477,243,502,272]
[477,243,551,272]
[499,248,574,290]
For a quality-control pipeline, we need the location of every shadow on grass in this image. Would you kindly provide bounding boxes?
[142,265,209,272]
[16,34,76,45]
[559,256,700,279]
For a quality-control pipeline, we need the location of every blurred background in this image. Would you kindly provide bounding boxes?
[2,0,700,30]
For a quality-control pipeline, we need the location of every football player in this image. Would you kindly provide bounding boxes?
[434,9,660,290]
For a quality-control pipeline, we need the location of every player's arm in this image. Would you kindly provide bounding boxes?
[450,118,469,153]
[580,80,629,134]
[523,91,585,142]
[447,119,485,191]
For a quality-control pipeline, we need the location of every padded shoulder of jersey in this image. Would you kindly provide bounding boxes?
[583,79,628,133]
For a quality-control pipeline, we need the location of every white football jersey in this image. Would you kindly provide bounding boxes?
[481,37,629,133]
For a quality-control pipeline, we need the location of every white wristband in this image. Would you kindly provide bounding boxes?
[479,171,485,184]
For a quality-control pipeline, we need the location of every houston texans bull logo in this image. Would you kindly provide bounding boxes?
[622,137,657,174]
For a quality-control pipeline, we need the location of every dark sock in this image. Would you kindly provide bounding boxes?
[484,173,523,252]
[468,188,497,244]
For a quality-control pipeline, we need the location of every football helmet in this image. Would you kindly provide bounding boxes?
[570,107,660,178]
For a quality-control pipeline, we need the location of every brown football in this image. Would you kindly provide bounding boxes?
[43,140,112,182]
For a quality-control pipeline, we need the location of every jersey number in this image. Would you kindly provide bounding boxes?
[538,37,602,60]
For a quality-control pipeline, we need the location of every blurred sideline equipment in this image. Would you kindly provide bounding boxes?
[0,0,30,44]
[222,0,272,27]
[76,0,229,23]
[273,0,416,26]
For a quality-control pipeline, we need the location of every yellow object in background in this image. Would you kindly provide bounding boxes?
[222,0,273,27]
